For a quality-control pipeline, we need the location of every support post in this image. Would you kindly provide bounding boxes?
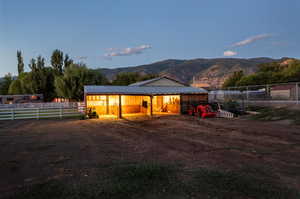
[84,94,87,117]
[37,108,40,120]
[106,95,109,114]
[246,86,249,101]
[266,84,269,100]
[118,95,122,118]
[296,83,299,105]
[150,95,153,117]
[60,105,63,119]
[11,109,14,120]
[246,86,249,108]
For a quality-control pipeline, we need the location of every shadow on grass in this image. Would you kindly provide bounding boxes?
[192,168,299,199]
[9,162,300,199]
[248,106,300,125]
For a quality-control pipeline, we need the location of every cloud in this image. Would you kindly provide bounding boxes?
[231,34,272,47]
[104,45,151,58]
[224,50,237,56]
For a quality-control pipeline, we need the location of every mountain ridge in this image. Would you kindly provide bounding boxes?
[98,57,282,88]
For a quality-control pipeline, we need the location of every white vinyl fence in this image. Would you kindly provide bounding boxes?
[0,102,82,109]
[0,107,84,121]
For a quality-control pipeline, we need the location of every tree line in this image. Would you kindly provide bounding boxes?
[0,50,156,101]
[223,59,300,88]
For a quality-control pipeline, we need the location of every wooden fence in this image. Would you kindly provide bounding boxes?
[0,107,84,121]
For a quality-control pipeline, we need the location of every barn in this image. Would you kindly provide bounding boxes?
[84,76,208,118]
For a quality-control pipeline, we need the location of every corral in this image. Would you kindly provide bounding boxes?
[0,115,299,198]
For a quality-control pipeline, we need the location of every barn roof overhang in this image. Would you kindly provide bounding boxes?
[84,86,207,96]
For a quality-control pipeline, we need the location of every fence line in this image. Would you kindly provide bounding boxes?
[0,102,83,109]
[0,107,84,121]
[209,82,300,109]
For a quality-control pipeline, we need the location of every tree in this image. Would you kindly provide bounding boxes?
[64,54,73,69]
[112,72,158,85]
[282,60,300,82]
[223,59,300,87]
[28,58,37,71]
[0,73,13,95]
[137,74,158,81]
[112,72,140,85]
[36,55,45,70]
[55,64,107,100]
[12,55,56,101]
[17,50,24,75]
[51,49,64,75]
[223,71,244,88]
[8,79,23,94]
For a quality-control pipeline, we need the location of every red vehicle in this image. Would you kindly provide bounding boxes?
[197,105,217,118]
[187,104,217,119]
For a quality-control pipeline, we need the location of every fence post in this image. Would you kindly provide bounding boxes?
[246,86,249,108]
[296,83,299,105]
[60,106,63,119]
[11,109,14,120]
[266,84,269,100]
[37,108,40,120]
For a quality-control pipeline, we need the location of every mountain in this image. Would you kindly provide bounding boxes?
[98,57,279,88]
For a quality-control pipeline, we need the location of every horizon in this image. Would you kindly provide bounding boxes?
[1,0,300,76]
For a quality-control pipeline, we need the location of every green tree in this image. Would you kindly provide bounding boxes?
[282,60,300,82]
[224,59,300,87]
[138,74,158,81]
[112,72,158,85]
[0,73,13,95]
[51,49,64,75]
[10,55,56,101]
[223,71,244,88]
[28,58,37,71]
[64,54,73,69]
[55,64,107,100]
[8,79,23,94]
[112,72,140,85]
[17,50,24,75]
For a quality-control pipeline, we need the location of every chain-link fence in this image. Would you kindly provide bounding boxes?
[209,82,300,108]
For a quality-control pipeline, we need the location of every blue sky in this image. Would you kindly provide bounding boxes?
[1,0,300,76]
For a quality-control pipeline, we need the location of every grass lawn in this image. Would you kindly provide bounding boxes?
[248,106,300,125]
[10,162,299,199]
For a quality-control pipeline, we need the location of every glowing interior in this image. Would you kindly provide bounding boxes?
[86,95,180,118]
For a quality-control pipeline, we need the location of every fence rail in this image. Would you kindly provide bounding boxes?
[0,107,84,121]
[209,82,300,107]
[0,102,82,109]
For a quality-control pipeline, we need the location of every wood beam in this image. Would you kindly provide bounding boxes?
[118,95,122,118]
[150,95,153,117]
[106,95,109,114]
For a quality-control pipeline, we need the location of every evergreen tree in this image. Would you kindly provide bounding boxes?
[28,58,37,71]
[17,50,25,75]
[51,49,64,75]
[0,73,13,95]
[64,54,73,70]
[223,71,244,88]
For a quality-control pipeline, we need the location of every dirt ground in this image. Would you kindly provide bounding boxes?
[0,115,300,196]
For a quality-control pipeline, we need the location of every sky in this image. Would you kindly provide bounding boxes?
[0,0,300,76]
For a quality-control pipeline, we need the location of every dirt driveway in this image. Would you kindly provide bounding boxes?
[0,115,300,196]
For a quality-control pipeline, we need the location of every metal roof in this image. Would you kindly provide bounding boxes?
[129,76,188,86]
[84,85,207,95]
